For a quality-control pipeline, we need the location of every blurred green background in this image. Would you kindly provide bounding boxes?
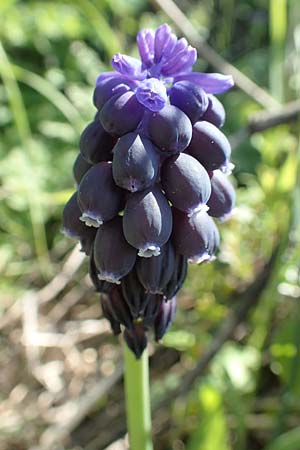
[0,0,300,449]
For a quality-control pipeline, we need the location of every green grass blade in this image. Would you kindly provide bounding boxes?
[0,40,50,275]
[265,427,300,450]
[269,0,287,101]
[13,64,85,133]
[66,0,120,57]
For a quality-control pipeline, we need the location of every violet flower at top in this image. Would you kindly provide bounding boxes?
[97,24,234,113]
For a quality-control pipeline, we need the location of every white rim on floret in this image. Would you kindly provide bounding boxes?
[220,161,235,175]
[138,244,161,258]
[97,271,121,284]
[80,213,103,227]
[188,252,212,264]
[219,208,236,223]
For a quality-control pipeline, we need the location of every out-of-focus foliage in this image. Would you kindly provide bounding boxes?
[0,1,299,449]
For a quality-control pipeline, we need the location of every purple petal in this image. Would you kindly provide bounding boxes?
[162,32,177,60]
[173,72,234,94]
[166,37,188,61]
[137,29,155,68]
[154,23,172,63]
[111,53,147,80]
[161,39,191,75]
[175,47,197,73]
[135,78,167,112]
[162,46,197,76]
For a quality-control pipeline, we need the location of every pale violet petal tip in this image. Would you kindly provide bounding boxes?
[167,46,197,76]
[137,29,155,67]
[111,53,147,80]
[154,23,172,62]
[173,72,234,94]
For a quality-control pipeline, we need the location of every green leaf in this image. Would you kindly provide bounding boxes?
[186,383,230,450]
[162,330,196,351]
[264,427,300,450]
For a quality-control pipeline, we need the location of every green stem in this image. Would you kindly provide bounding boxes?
[124,345,153,450]
[269,0,287,101]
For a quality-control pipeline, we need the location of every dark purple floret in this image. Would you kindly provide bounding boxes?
[105,285,133,330]
[161,152,211,215]
[185,121,231,171]
[124,324,148,359]
[172,209,220,263]
[169,81,209,124]
[123,186,173,257]
[202,94,226,128]
[122,269,156,319]
[112,132,159,192]
[94,216,137,284]
[135,78,168,112]
[143,294,163,328]
[100,295,121,335]
[73,154,93,186]
[62,192,96,253]
[93,75,132,110]
[78,162,124,227]
[148,105,192,153]
[79,120,116,164]
[89,250,114,294]
[207,170,235,220]
[99,91,144,137]
[79,226,97,256]
[136,241,176,294]
[164,253,188,300]
[154,297,177,341]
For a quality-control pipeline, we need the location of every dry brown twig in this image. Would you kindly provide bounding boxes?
[0,244,85,330]
[229,99,300,150]
[248,99,300,132]
[47,283,88,323]
[36,362,123,450]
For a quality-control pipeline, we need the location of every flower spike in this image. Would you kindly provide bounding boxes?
[63,23,235,358]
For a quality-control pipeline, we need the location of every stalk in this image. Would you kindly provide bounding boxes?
[124,345,153,450]
[269,0,287,101]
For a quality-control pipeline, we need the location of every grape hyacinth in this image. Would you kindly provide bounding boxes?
[62,23,235,358]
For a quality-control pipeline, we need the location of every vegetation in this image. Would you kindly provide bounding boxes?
[0,1,299,449]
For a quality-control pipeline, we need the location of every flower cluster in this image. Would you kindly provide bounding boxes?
[62,24,235,358]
